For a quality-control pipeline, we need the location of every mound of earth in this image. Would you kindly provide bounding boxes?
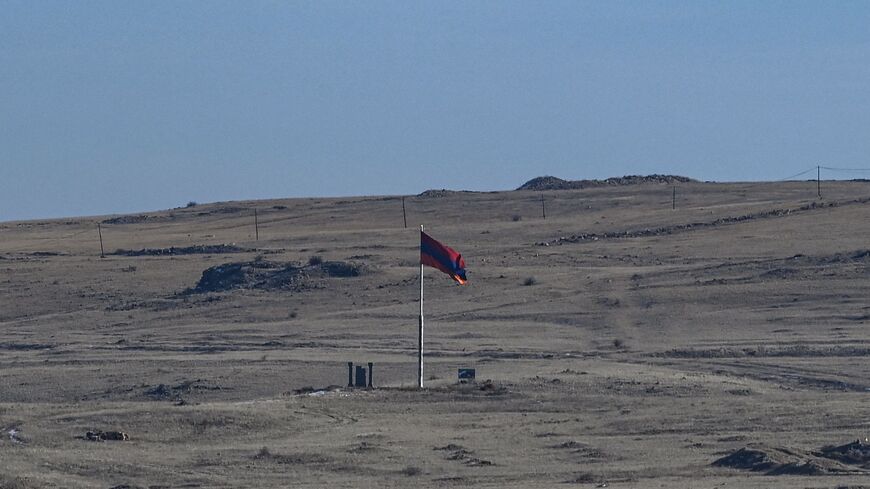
[820,249,870,264]
[518,176,575,191]
[517,174,695,191]
[190,259,367,293]
[713,443,870,475]
[417,189,461,198]
[819,439,870,467]
[320,260,365,277]
[112,244,254,256]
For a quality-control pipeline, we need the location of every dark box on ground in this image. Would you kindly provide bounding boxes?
[458,368,476,382]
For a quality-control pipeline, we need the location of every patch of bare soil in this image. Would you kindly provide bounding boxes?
[565,471,605,484]
[434,444,493,466]
[657,345,870,359]
[251,446,333,465]
[731,250,870,281]
[292,385,344,396]
[541,198,870,245]
[819,249,870,263]
[714,442,870,475]
[550,440,606,459]
[430,379,510,397]
[0,475,41,489]
[144,379,225,401]
[0,343,53,351]
[189,259,368,293]
[192,206,246,216]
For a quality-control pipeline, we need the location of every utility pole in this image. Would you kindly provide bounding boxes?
[672,186,676,210]
[402,197,407,229]
[541,193,546,219]
[817,165,821,199]
[98,223,105,258]
[254,209,259,241]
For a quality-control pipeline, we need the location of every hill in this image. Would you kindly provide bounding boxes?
[1,180,869,488]
[517,174,696,191]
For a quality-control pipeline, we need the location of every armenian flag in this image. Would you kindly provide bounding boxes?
[420,231,467,285]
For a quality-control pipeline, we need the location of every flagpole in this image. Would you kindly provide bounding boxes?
[418,224,424,389]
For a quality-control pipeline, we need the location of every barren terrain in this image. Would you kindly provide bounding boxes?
[1,180,869,488]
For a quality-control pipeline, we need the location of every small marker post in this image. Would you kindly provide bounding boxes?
[254,209,259,241]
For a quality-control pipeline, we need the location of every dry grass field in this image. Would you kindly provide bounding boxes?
[1,179,870,488]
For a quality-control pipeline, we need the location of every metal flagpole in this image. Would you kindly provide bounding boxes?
[418,225,424,389]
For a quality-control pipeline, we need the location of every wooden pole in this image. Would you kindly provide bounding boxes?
[402,197,407,229]
[254,209,259,241]
[541,193,546,219]
[98,223,105,258]
[817,165,821,199]
[418,224,424,389]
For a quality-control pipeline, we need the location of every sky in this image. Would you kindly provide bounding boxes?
[2,1,870,221]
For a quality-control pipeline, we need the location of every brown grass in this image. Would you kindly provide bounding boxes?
[2,181,870,487]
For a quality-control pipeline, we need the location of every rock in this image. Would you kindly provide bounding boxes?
[85,430,129,442]
[189,259,368,294]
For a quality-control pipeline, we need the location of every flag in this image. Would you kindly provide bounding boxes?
[420,231,467,284]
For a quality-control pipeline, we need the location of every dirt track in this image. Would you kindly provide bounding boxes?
[1,181,869,488]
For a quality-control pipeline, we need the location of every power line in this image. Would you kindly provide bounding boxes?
[820,166,870,172]
[777,167,817,181]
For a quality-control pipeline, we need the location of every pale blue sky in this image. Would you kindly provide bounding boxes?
[2,1,870,221]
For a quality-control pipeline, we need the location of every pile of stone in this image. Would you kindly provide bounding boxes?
[112,244,253,256]
[190,259,367,293]
[517,174,695,191]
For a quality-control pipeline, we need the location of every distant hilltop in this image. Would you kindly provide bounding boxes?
[417,174,696,197]
[517,174,696,191]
